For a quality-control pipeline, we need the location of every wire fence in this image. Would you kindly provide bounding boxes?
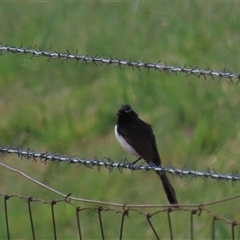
[1,192,239,240]
[1,44,240,239]
[1,146,240,239]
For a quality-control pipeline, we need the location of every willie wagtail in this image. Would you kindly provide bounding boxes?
[115,104,178,205]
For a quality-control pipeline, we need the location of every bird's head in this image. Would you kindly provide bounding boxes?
[117,104,138,122]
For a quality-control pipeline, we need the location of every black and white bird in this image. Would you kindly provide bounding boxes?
[115,104,178,205]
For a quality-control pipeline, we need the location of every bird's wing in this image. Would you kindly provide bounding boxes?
[118,120,161,166]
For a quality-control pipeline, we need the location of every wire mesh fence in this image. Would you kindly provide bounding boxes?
[1,192,239,240]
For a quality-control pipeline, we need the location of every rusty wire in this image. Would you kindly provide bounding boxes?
[0,193,239,240]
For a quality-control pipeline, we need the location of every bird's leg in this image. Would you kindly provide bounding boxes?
[129,157,142,169]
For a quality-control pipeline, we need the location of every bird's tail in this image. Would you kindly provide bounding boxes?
[158,172,178,205]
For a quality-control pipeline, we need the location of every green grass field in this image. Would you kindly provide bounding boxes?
[0,2,240,239]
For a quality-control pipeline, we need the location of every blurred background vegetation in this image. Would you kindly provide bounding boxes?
[0,1,240,239]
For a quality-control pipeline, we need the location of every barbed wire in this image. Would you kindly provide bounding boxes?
[1,145,239,183]
[0,44,239,82]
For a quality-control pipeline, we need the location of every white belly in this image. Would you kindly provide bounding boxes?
[115,125,140,157]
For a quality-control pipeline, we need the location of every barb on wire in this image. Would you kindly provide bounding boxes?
[0,146,240,182]
[0,44,239,82]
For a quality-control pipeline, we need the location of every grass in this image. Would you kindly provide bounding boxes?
[0,2,240,239]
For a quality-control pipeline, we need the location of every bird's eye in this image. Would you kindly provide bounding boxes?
[125,109,132,113]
